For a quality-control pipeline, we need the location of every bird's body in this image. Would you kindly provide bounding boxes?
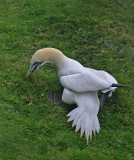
[27,48,133,143]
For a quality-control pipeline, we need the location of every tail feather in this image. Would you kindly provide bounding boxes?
[95,117,100,133]
[72,120,76,127]
[67,116,75,122]
[67,108,78,117]
[75,118,81,132]
[67,108,79,122]
[80,124,85,137]
[80,114,86,137]
[67,107,100,144]
[73,109,84,125]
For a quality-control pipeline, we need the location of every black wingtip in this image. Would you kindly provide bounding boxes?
[111,83,134,89]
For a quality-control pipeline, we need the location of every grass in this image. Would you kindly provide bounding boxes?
[0,0,134,159]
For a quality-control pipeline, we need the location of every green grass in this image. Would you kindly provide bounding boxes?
[0,0,134,159]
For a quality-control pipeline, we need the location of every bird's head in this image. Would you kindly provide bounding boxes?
[27,48,65,76]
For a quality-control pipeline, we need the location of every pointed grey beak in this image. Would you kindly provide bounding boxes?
[27,66,32,76]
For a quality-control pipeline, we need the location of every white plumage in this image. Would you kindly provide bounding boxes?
[62,89,100,144]
[27,48,132,144]
[60,70,114,92]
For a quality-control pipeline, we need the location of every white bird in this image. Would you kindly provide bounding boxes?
[27,48,133,143]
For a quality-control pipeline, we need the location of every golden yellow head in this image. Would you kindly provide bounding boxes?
[27,48,65,76]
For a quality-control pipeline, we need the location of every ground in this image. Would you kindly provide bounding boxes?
[0,0,134,159]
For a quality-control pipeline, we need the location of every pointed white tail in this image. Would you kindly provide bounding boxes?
[67,107,100,144]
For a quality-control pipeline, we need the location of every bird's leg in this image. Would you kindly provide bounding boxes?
[100,91,111,108]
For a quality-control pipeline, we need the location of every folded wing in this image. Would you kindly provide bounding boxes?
[60,70,112,92]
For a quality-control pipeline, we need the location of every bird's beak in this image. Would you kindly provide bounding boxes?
[27,66,32,77]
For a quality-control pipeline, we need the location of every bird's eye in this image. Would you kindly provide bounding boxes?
[31,61,44,72]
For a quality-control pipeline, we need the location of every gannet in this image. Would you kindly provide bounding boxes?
[27,48,133,143]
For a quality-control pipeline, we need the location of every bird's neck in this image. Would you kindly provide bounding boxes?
[47,51,67,70]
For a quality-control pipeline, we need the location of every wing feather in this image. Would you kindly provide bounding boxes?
[60,70,112,92]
